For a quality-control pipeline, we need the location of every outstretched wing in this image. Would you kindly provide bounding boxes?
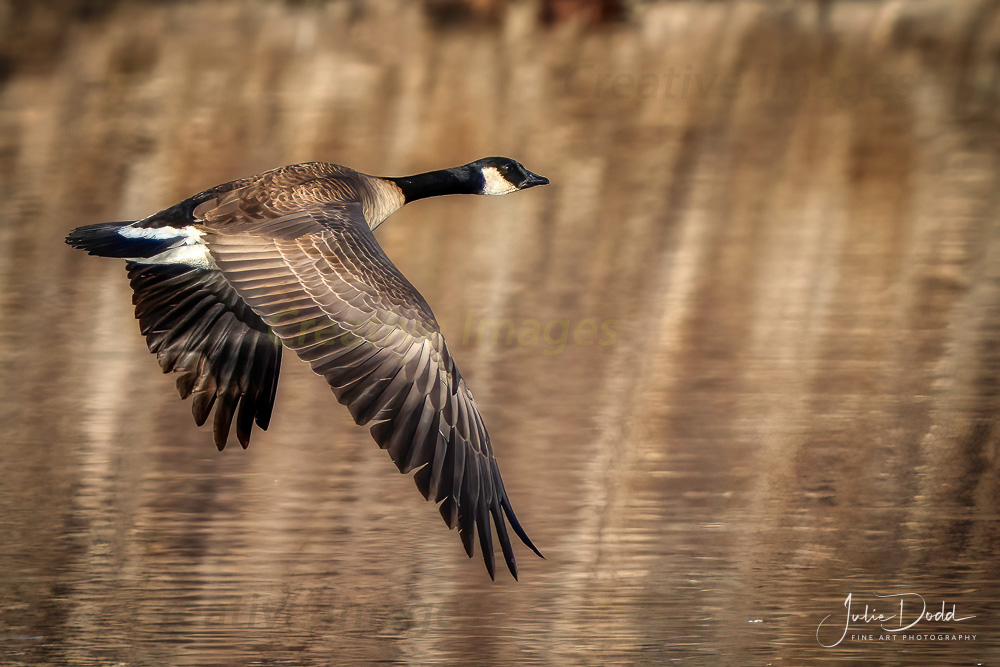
[67,215,284,452]
[199,201,540,579]
[126,262,282,450]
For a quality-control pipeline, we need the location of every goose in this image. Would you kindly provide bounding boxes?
[65,157,549,580]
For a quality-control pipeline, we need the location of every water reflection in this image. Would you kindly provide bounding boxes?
[1,1,999,665]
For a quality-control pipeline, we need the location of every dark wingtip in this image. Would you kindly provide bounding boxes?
[438,497,458,529]
[413,463,432,500]
[478,504,496,580]
[490,503,519,579]
[213,416,232,451]
[501,497,544,560]
[212,392,239,451]
[502,545,519,580]
[459,525,475,558]
[191,390,215,427]
[235,403,254,450]
[176,373,196,400]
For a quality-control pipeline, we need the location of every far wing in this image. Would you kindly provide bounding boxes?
[127,262,281,450]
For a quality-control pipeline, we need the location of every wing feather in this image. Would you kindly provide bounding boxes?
[125,263,282,450]
[200,201,539,578]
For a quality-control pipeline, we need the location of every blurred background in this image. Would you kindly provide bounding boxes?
[2,0,1000,664]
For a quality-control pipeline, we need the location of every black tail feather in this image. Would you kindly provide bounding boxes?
[66,222,181,258]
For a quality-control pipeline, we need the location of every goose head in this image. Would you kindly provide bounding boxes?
[467,157,549,195]
[383,157,549,206]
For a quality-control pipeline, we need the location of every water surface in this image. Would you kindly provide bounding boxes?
[1,2,999,664]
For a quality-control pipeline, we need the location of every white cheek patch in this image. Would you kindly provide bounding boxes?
[480,166,517,195]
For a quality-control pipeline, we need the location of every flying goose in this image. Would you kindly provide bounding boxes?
[66,157,549,579]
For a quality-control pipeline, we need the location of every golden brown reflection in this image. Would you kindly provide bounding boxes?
[2,1,999,665]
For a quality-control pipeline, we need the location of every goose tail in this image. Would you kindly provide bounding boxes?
[66,222,187,259]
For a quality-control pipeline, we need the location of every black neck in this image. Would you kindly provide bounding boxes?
[387,167,482,204]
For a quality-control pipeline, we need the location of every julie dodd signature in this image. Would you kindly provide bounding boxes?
[816,593,976,648]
